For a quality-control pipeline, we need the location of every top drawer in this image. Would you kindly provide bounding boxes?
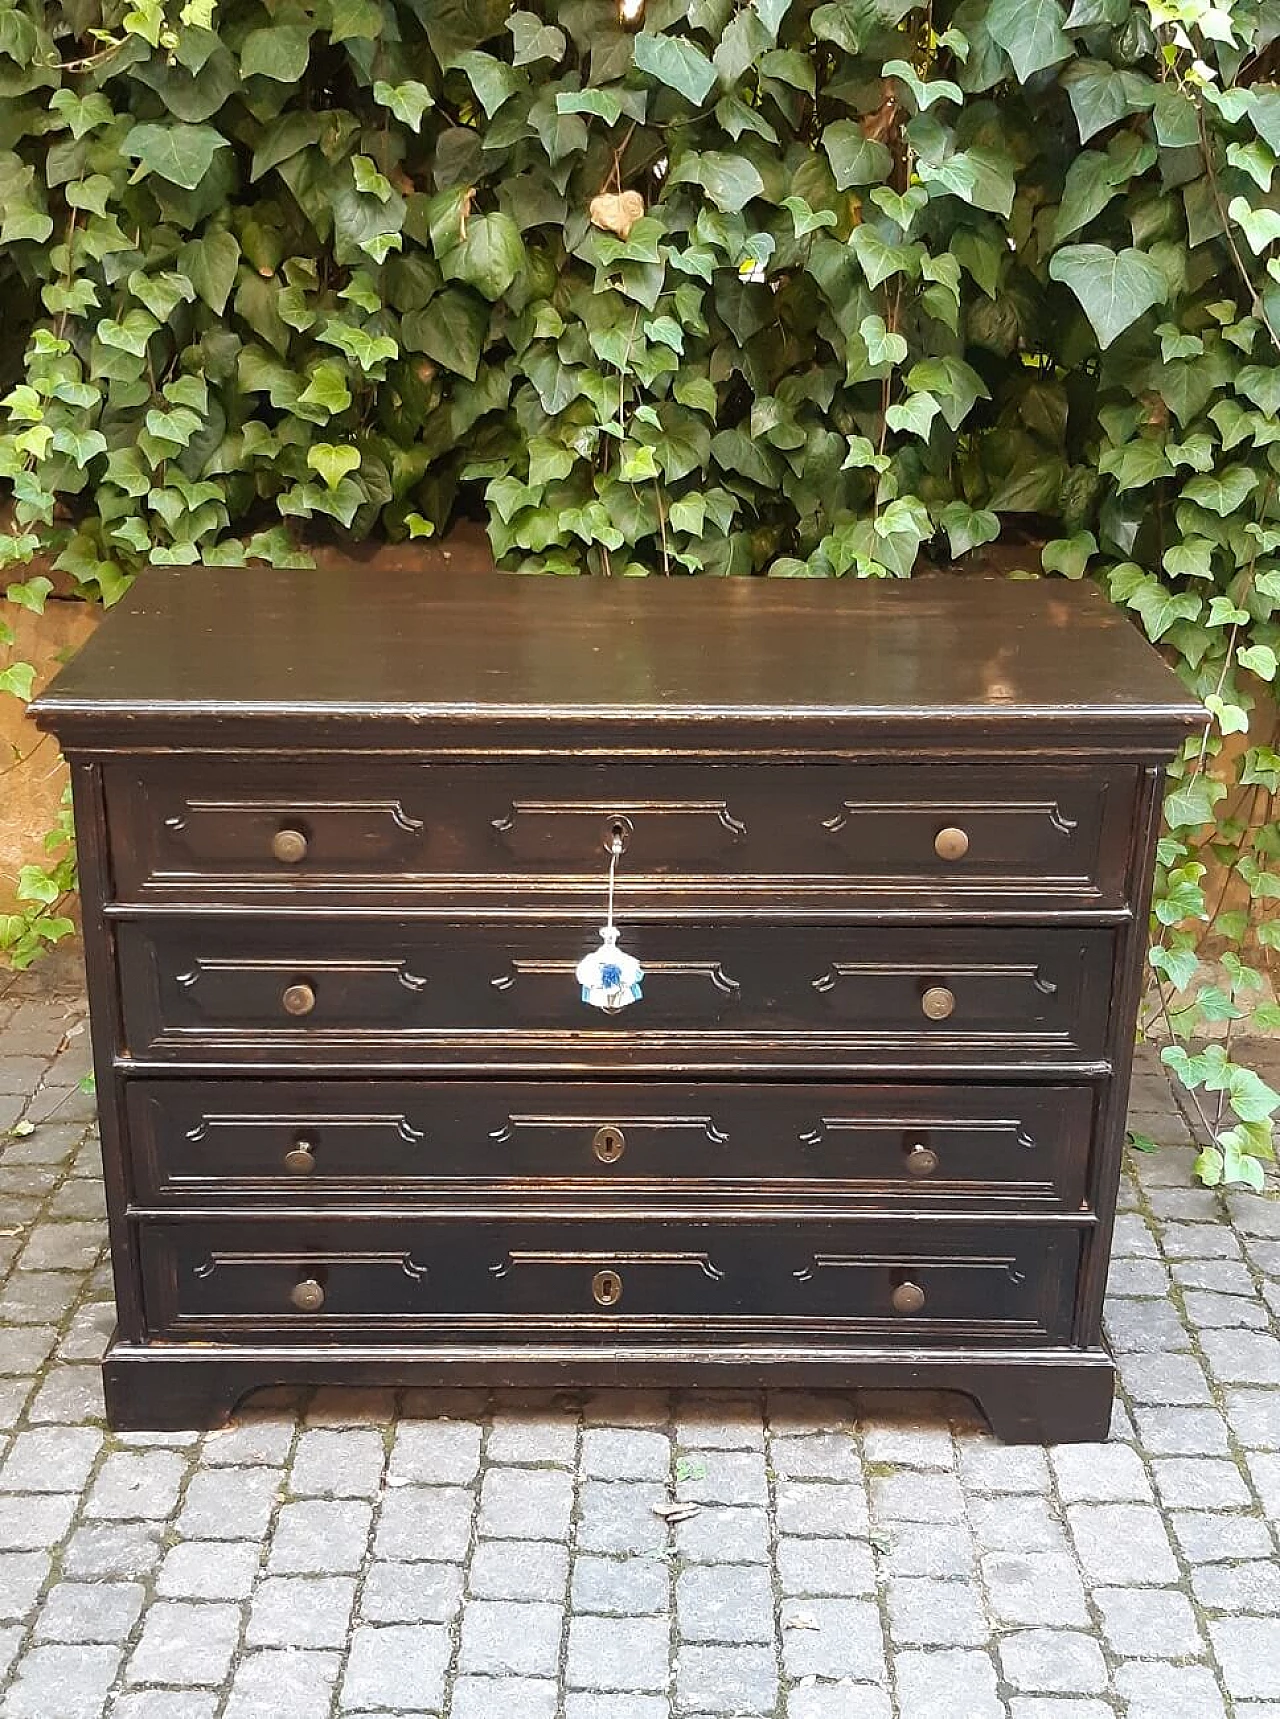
[104,759,1137,913]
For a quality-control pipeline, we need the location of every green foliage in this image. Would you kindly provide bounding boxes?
[1,0,1279,1185]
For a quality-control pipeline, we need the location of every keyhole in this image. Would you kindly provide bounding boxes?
[592,1268,623,1307]
[592,1125,626,1164]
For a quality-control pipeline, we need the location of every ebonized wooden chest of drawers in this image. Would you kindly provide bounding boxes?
[32,568,1198,1440]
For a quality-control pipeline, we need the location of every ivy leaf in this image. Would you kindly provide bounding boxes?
[402,289,488,382]
[1049,244,1168,348]
[633,32,716,106]
[683,152,765,214]
[5,576,53,614]
[1228,196,1280,255]
[99,308,161,357]
[508,10,566,64]
[122,122,229,189]
[180,230,240,315]
[917,147,1015,217]
[939,502,1000,557]
[0,662,36,702]
[1165,774,1225,829]
[823,121,892,188]
[307,444,362,490]
[442,212,525,301]
[297,361,352,416]
[1041,532,1096,578]
[1182,466,1259,516]
[373,81,434,131]
[782,196,837,236]
[1239,644,1278,680]
[812,0,882,53]
[987,0,1071,80]
[885,392,940,438]
[860,314,908,366]
[240,24,312,82]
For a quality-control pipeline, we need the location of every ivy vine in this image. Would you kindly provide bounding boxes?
[1,0,1278,1185]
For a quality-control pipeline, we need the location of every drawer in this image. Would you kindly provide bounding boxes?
[126,1079,1094,1211]
[117,920,1115,1072]
[104,759,1136,911]
[138,1216,1083,1344]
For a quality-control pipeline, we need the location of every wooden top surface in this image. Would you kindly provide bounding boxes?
[32,567,1200,747]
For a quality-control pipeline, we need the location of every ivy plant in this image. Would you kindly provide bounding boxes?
[1,0,1279,1184]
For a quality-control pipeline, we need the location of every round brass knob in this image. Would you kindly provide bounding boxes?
[283,1136,316,1176]
[271,827,309,865]
[591,1268,623,1308]
[592,1124,626,1164]
[934,825,969,862]
[602,814,632,855]
[282,982,316,1017]
[891,1280,926,1315]
[290,1276,325,1313]
[904,1140,939,1178]
[921,985,955,1021]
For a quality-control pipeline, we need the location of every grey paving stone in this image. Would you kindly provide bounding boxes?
[469,1537,568,1602]
[1171,1508,1276,1562]
[674,1504,770,1565]
[340,1622,452,1711]
[26,1364,105,1424]
[870,1472,964,1523]
[980,1551,1090,1627]
[969,1495,1067,1554]
[1201,1329,1280,1385]
[1101,1258,1170,1295]
[289,1427,385,1497]
[675,1645,778,1715]
[1191,1558,1280,1612]
[577,1428,668,1482]
[387,1419,482,1486]
[957,1441,1050,1493]
[1152,1454,1252,1507]
[478,1466,573,1539]
[156,1539,261,1600]
[1113,1660,1227,1719]
[880,1522,976,1578]
[862,1423,956,1469]
[785,1689,892,1719]
[61,1522,163,1581]
[770,1433,862,1481]
[175,1467,279,1539]
[678,1397,766,1449]
[777,1534,875,1596]
[246,1574,356,1648]
[576,1480,667,1555]
[677,1449,768,1505]
[372,1486,472,1563]
[1,1642,120,1719]
[0,1326,59,1375]
[887,1575,988,1646]
[0,1271,86,1326]
[1110,1213,1160,1257]
[677,1563,773,1642]
[0,1381,32,1432]
[111,1694,220,1719]
[34,1579,144,1643]
[1118,1351,1214,1405]
[566,1614,670,1691]
[997,1629,1108,1694]
[220,1649,341,1719]
[360,1559,464,1623]
[126,1600,241,1686]
[449,1677,558,1719]
[1066,1502,1179,1583]
[894,1647,1003,1719]
[0,1491,76,1550]
[1133,1405,1232,1455]
[1104,1297,1192,1352]
[271,1499,374,1573]
[563,1697,669,1719]
[1210,1616,1280,1698]
[1225,1389,1280,1448]
[775,1479,869,1537]
[18,1223,102,1271]
[458,1599,564,1678]
[486,1413,578,1468]
[1172,1258,1258,1294]
[0,1426,102,1494]
[1006,1703,1116,1719]
[0,1550,48,1619]
[781,1597,885,1679]
[201,1418,295,1468]
[1050,1441,1152,1501]
[85,1449,188,1522]
[1093,1583,1203,1657]
[1246,1449,1280,1516]
[571,1554,668,1615]
[1184,1288,1271,1327]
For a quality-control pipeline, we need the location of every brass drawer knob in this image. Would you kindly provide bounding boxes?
[592,1124,626,1164]
[271,826,309,864]
[904,1141,939,1177]
[592,1268,623,1308]
[282,982,316,1017]
[934,825,969,861]
[601,814,632,855]
[290,1276,325,1313]
[921,985,955,1021]
[283,1136,316,1175]
[891,1280,926,1315]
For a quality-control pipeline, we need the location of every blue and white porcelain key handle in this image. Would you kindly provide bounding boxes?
[575,833,644,1013]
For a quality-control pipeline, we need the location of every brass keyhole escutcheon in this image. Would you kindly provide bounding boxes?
[282,981,316,1017]
[904,1140,939,1178]
[290,1274,326,1313]
[592,1268,624,1308]
[601,814,633,855]
[271,826,309,865]
[921,984,955,1022]
[283,1135,317,1176]
[891,1279,926,1315]
[934,825,969,862]
[592,1125,626,1164]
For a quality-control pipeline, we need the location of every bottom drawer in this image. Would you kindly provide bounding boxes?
[139,1217,1084,1347]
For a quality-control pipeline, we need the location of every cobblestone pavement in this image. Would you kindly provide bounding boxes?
[0,952,1278,1719]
